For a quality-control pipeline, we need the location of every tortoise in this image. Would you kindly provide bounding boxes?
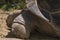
[6,0,60,40]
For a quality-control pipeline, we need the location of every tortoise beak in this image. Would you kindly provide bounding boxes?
[25,0,49,21]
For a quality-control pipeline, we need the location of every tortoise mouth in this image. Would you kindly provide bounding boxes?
[37,0,60,12]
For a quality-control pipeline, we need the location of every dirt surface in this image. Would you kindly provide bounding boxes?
[0,38,23,40]
[0,10,22,38]
[0,30,59,40]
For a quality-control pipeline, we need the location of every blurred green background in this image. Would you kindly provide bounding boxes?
[0,0,26,11]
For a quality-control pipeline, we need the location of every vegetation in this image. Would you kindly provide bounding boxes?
[0,0,25,11]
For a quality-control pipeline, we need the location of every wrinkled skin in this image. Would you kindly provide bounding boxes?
[11,10,60,39]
